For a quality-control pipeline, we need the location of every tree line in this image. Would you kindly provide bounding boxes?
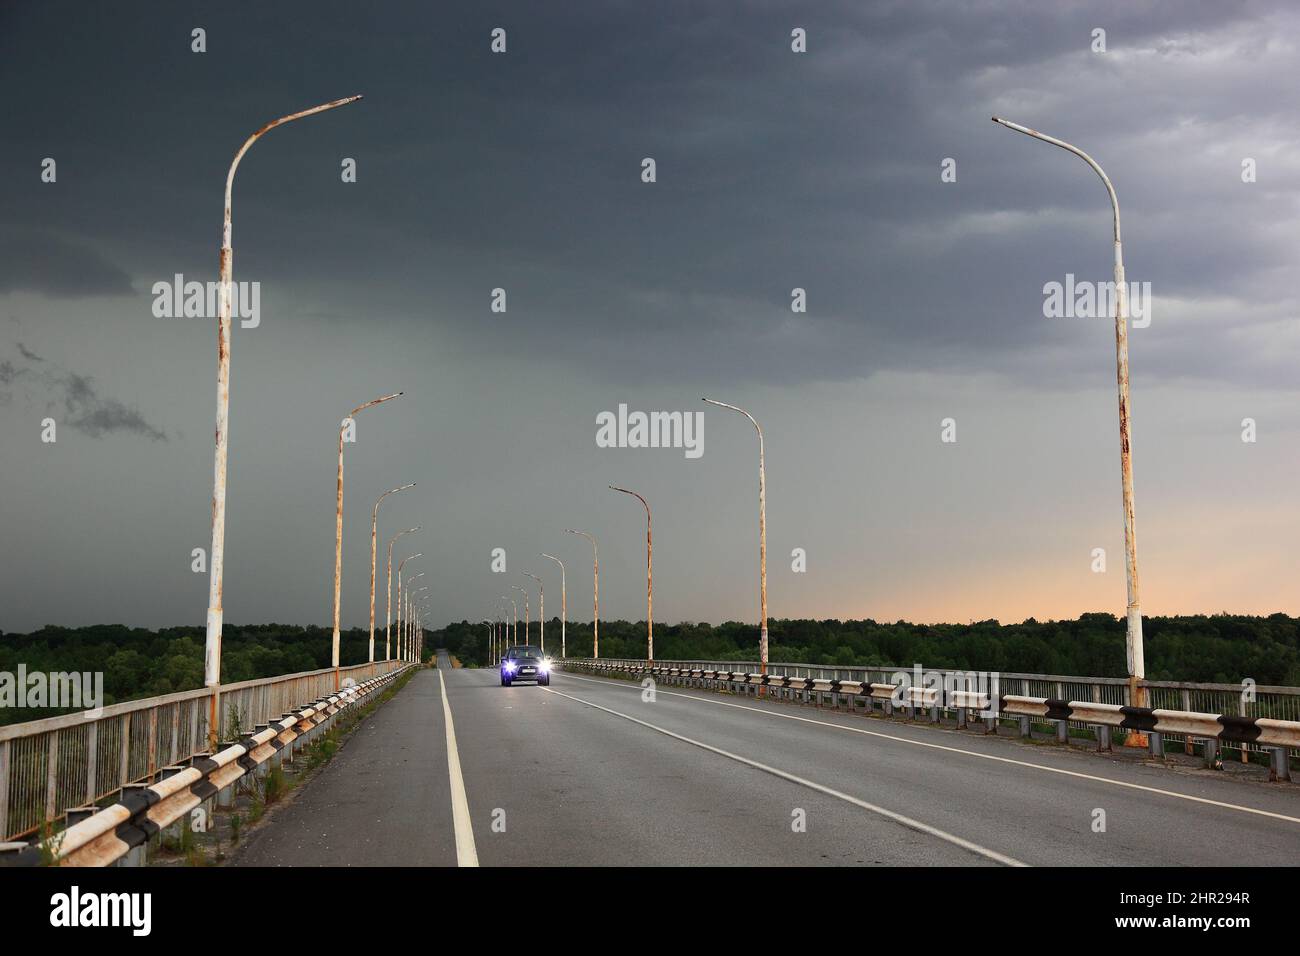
[0,623,428,726]
[3,612,1296,725]
[438,612,1300,686]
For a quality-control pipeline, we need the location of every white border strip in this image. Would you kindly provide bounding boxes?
[440,667,479,867]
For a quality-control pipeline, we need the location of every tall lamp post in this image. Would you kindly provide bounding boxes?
[385,527,419,661]
[540,553,566,659]
[610,486,653,662]
[704,398,768,677]
[203,94,363,749]
[369,483,414,662]
[991,116,1146,716]
[504,596,516,650]
[332,393,403,689]
[565,529,598,659]
[403,574,425,661]
[396,552,422,663]
[522,571,543,653]
[512,585,529,646]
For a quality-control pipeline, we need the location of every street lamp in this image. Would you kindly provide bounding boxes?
[369,483,414,662]
[403,574,426,661]
[511,585,529,646]
[991,116,1146,713]
[565,529,598,659]
[332,393,403,689]
[410,585,428,661]
[386,527,419,661]
[203,94,363,748]
[397,553,422,661]
[503,596,516,651]
[610,486,653,662]
[540,553,566,659]
[522,571,543,654]
[703,398,768,676]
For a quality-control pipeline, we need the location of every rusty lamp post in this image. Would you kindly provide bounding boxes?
[703,399,768,677]
[331,393,403,689]
[385,527,419,661]
[565,530,598,659]
[512,585,529,646]
[203,94,363,748]
[991,116,1146,718]
[610,486,652,662]
[522,571,543,653]
[540,553,566,659]
[369,483,414,662]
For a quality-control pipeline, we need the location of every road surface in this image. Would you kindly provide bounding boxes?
[231,652,1300,866]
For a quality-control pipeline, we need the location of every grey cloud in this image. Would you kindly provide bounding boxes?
[0,347,166,440]
[57,372,167,441]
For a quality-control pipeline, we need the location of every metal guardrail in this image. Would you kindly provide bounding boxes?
[0,660,407,842]
[564,658,1300,768]
[2,665,413,867]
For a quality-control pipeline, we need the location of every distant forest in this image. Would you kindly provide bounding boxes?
[2,613,1297,726]
[0,623,424,726]
[435,613,1300,687]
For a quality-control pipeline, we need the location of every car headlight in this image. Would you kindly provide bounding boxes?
[504,661,517,673]
[539,660,551,673]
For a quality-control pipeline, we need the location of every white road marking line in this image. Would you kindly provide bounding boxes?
[540,684,1026,867]
[439,666,480,867]
[558,671,1300,826]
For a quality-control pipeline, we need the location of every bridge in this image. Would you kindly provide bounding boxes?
[5,651,1297,868]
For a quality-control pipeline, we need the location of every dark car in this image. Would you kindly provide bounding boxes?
[500,645,551,686]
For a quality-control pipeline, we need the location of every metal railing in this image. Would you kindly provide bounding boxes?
[567,657,1300,759]
[0,660,406,842]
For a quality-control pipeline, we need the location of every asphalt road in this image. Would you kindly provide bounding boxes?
[232,653,1300,866]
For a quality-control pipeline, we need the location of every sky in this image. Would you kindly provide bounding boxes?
[0,0,1297,635]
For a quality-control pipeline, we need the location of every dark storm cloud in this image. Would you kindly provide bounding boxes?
[1,0,1294,391]
[0,229,134,298]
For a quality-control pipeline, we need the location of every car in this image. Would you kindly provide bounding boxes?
[500,645,551,686]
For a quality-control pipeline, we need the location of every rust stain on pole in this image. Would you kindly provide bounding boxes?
[991,116,1145,715]
[610,487,652,662]
[204,94,363,750]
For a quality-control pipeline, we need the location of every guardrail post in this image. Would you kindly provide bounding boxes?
[1096,725,1111,751]
[116,784,150,867]
[1147,731,1163,759]
[1018,716,1031,738]
[956,706,968,729]
[0,740,10,841]
[159,766,185,845]
[1203,737,1218,769]
[45,731,59,825]
[78,727,97,817]
[216,743,238,809]
[1269,748,1291,783]
[119,714,131,792]
[66,806,97,826]
[1056,720,1068,744]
